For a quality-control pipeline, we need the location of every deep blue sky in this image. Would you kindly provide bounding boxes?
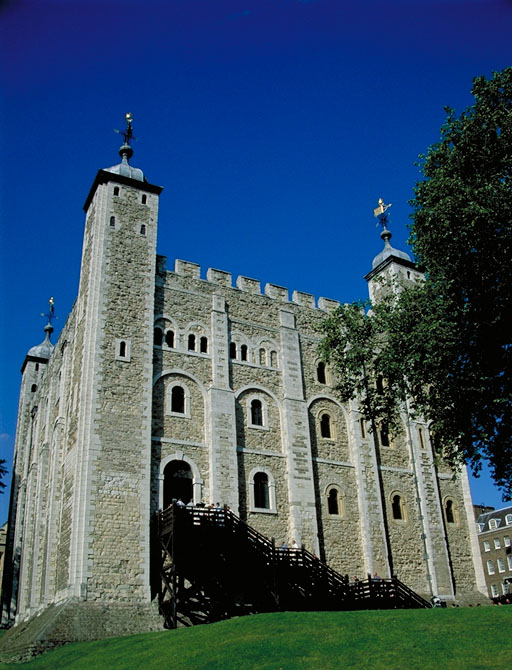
[1,0,510,522]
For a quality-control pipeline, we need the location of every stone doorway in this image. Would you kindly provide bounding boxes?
[163,460,193,507]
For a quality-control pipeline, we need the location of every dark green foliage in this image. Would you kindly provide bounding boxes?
[321,68,512,498]
[408,68,512,498]
[319,297,408,440]
[0,459,7,492]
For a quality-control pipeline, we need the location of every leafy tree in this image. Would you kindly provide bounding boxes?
[321,68,512,499]
[0,458,6,493]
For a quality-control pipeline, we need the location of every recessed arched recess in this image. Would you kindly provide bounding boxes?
[163,460,193,508]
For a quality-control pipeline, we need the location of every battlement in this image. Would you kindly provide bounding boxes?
[158,257,341,312]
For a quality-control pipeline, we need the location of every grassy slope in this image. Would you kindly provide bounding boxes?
[2,608,511,670]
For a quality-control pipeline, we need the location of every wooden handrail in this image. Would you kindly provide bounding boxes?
[156,503,431,622]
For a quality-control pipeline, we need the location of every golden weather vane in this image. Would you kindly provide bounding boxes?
[373,197,392,228]
[41,297,56,325]
[114,112,136,146]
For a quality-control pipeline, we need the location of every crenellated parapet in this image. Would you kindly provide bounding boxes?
[158,257,341,312]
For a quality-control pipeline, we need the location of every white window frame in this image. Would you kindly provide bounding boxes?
[229,335,251,363]
[494,538,501,550]
[115,338,131,362]
[497,557,505,573]
[259,347,267,366]
[507,554,512,571]
[443,497,457,524]
[505,514,512,526]
[390,491,407,522]
[246,394,269,430]
[325,484,344,518]
[504,535,510,547]
[483,541,491,552]
[248,467,277,514]
[487,559,495,575]
[185,323,210,357]
[166,381,191,418]
[318,410,335,440]
[154,317,178,350]
[489,518,500,530]
[490,584,499,598]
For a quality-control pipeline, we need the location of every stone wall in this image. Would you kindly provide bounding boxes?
[150,257,484,601]
[3,173,487,651]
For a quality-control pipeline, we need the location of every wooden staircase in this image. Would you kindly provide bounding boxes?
[155,505,430,628]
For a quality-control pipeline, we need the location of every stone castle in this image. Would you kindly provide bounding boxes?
[1,123,487,648]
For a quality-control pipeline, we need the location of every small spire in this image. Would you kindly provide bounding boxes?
[26,297,56,363]
[114,113,136,162]
[40,297,55,339]
[370,198,411,269]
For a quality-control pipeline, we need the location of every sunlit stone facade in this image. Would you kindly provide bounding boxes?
[1,147,487,650]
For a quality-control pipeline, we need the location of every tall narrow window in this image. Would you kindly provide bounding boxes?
[140,224,146,236]
[110,216,116,228]
[31,384,37,393]
[270,350,277,368]
[487,560,495,575]
[254,472,269,509]
[317,362,326,384]
[113,186,120,196]
[188,334,196,351]
[380,423,390,447]
[259,348,267,366]
[327,488,340,515]
[200,336,208,353]
[240,344,248,361]
[154,327,163,346]
[251,399,263,426]
[320,413,332,438]
[359,418,367,438]
[230,342,237,359]
[141,194,147,204]
[115,338,131,361]
[165,330,175,348]
[392,494,403,520]
[445,499,455,524]
[171,386,185,414]
[418,427,426,450]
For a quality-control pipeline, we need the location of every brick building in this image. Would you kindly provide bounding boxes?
[475,506,512,600]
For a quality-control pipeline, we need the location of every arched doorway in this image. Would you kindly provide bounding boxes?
[163,460,193,507]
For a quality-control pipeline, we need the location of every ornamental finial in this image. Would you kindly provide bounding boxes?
[114,113,136,161]
[40,297,56,338]
[373,197,393,244]
[373,197,392,226]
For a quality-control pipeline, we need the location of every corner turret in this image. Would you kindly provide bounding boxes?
[365,198,422,302]
[21,298,55,373]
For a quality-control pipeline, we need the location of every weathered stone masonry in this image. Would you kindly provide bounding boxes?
[0,147,487,653]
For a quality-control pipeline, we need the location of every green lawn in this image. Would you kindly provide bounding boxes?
[2,608,511,670]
